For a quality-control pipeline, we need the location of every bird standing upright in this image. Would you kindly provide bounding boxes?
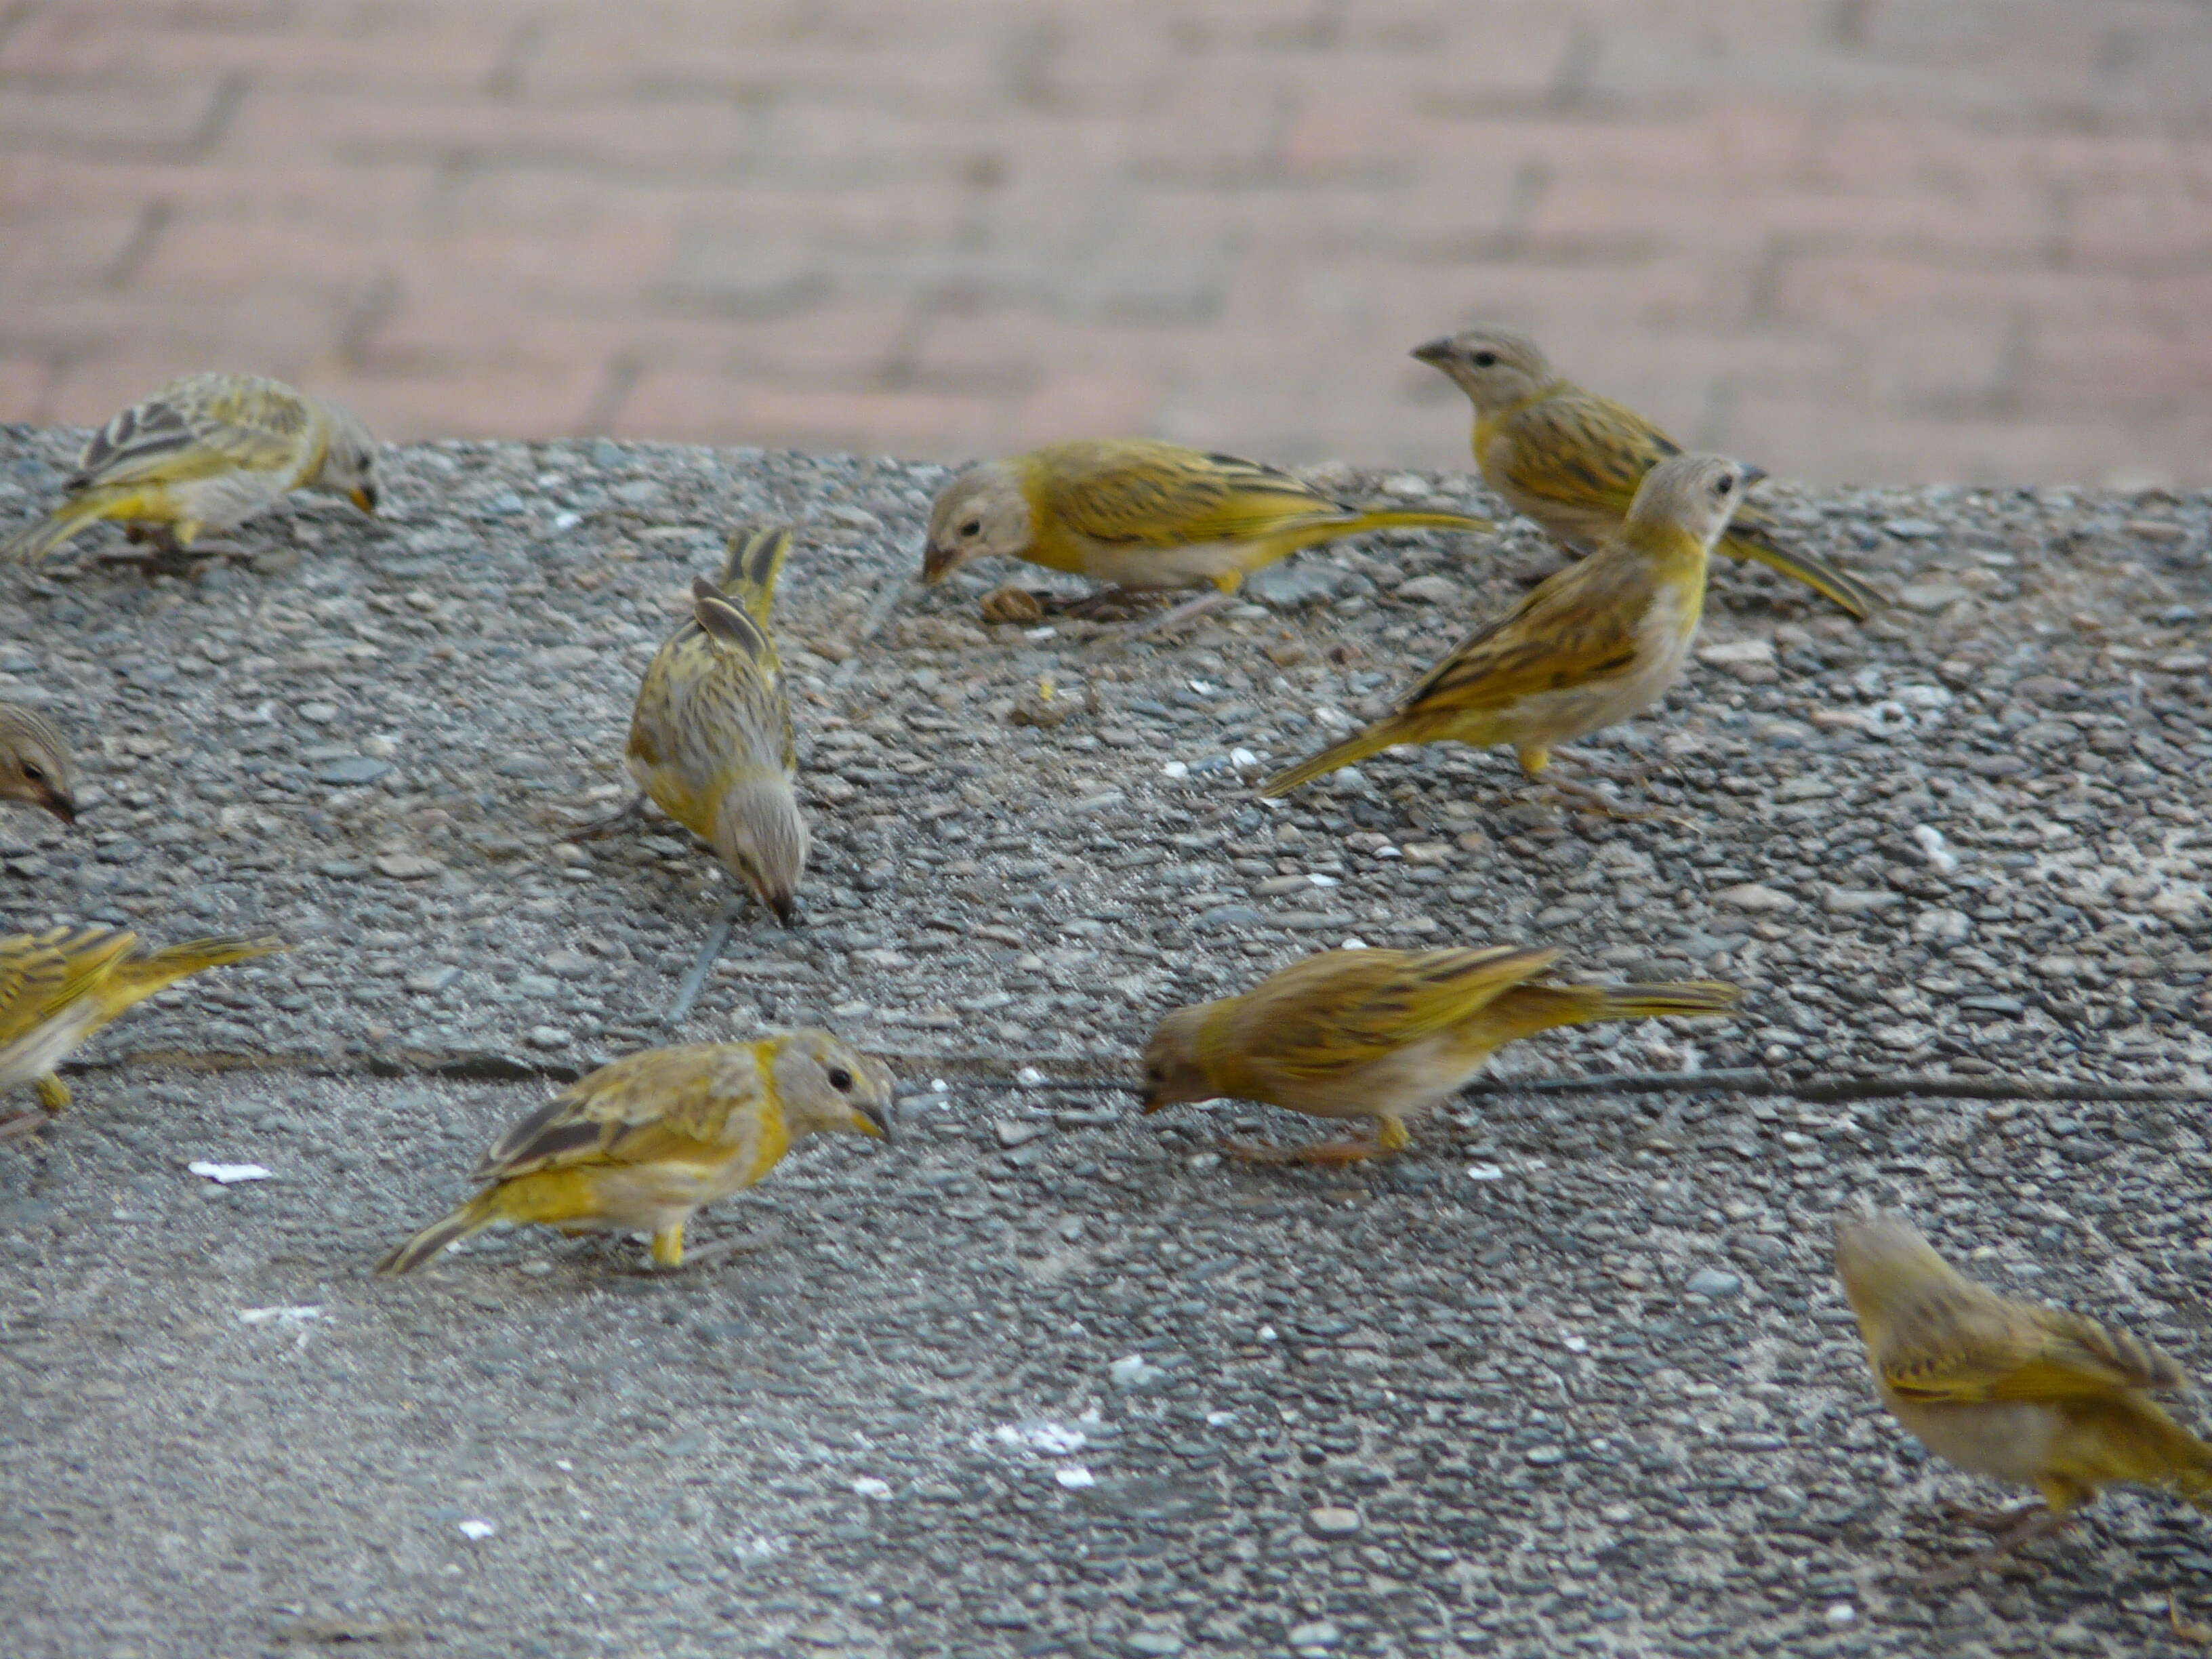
[0,703,79,824]
[924,438,1492,635]
[376,1033,895,1274]
[1412,326,1883,619]
[0,926,287,1114]
[1835,1210,2212,1580]
[1263,453,1753,804]
[1,373,378,571]
[1141,944,1738,1162]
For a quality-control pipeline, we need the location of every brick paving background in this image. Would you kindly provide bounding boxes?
[2,0,2209,484]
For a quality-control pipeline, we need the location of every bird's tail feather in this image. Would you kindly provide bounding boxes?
[1719,527,1885,621]
[1261,727,1399,796]
[1484,980,1741,1043]
[109,935,289,1004]
[718,525,792,622]
[0,497,110,565]
[376,1191,499,1276]
[1281,507,1493,552]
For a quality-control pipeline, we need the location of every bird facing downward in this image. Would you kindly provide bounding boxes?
[376,1032,895,1274]
[1141,944,1739,1162]
[1835,1210,2212,1576]
[1412,325,1883,619]
[627,525,808,925]
[0,927,288,1114]
[1263,452,1753,799]
[923,438,1492,603]
[0,703,79,824]
[1,373,377,569]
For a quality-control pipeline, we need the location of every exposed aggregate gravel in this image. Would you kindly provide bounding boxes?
[1,427,2210,1658]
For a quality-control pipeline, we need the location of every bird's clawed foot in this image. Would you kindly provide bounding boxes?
[0,1111,48,1143]
[1222,1135,1382,1166]
[100,529,247,577]
[1103,590,1235,647]
[1541,778,1687,825]
[567,794,647,842]
[1910,1504,2071,1589]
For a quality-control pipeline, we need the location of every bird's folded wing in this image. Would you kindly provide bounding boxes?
[73,379,306,489]
[1213,946,1556,1087]
[0,928,136,1045]
[1393,560,1649,715]
[1051,448,1332,546]
[1494,393,1674,512]
[1987,1307,2190,1401]
[474,1046,766,1179]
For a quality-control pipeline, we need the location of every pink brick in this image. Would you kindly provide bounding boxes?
[1006,371,1169,447]
[611,375,1001,457]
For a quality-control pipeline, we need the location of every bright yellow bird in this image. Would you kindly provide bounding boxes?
[376,1033,895,1274]
[1141,944,1738,1162]
[2,373,378,570]
[1413,325,1883,619]
[623,525,806,925]
[0,926,288,1113]
[1263,453,1751,800]
[1836,1210,2212,1577]
[0,703,78,824]
[923,438,1492,630]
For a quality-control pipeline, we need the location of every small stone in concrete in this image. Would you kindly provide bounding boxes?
[1307,1506,1361,1537]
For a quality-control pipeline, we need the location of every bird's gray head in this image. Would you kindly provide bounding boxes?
[923,460,1033,583]
[0,703,79,825]
[315,403,381,516]
[1410,325,1557,414]
[714,775,811,927]
[771,1029,897,1139]
[1624,453,1763,550]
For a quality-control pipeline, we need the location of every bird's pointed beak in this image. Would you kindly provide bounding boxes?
[1410,337,1454,366]
[41,789,77,825]
[920,541,960,585]
[1737,464,1767,489]
[769,892,798,928]
[854,1100,891,1139]
[1141,1090,1166,1115]
[350,486,378,515]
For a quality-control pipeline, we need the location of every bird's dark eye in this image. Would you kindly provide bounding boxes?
[827,1067,853,1092]
[1715,476,1735,496]
[19,764,43,782]
[1471,350,1498,369]
[959,518,983,538]
[1145,1065,1164,1084]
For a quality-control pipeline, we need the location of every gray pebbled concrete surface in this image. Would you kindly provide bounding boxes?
[1,430,2210,1658]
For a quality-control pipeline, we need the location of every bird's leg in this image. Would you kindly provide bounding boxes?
[568,792,648,842]
[99,524,239,577]
[35,1073,69,1112]
[1912,1504,2072,1589]
[649,1223,686,1270]
[664,897,741,1026]
[0,1111,48,1142]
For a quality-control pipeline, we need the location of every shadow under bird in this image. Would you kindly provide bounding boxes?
[1263,453,1755,809]
[1413,324,1885,619]
[0,372,377,572]
[0,926,289,1115]
[924,438,1494,638]
[0,702,79,824]
[1141,943,1740,1162]
[376,1033,895,1274]
[1835,1209,2212,1583]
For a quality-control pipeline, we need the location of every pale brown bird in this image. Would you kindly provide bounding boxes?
[1141,944,1739,1162]
[377,1032,894,1274]
[1835,1210,2212,1578]
[1413,325,1883,619]
[0,926,287,1113]
[924,438,1492,634]
[600,525,806,928]
[1263,453,1753,804]
[0,703,78,824]
[1,373,378,570]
